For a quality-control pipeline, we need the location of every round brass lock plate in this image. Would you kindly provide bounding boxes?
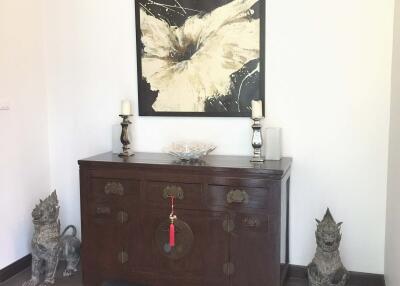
[155,219,194,260]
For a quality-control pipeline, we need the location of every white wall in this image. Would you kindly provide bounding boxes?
[0,0,50,269]
[43,0,394,273]
[385,0,400,284]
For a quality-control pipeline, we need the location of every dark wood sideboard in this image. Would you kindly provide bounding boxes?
[78,152,292,286]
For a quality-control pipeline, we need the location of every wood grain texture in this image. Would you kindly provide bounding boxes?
[78,152,292,178]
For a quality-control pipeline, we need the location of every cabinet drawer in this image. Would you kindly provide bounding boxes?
[90,178,140,201]
[144,181,202,209]
[206,185,273,210]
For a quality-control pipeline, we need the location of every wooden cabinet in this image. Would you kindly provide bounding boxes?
[79,152,291,286]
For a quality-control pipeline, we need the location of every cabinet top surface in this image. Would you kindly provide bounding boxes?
[79,152,291,177]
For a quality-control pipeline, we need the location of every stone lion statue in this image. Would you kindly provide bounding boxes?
[307,208,349,286]
[23,191,81,286]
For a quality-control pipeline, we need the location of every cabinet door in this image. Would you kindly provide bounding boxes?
[131,208,229,286]
[203,212,231,286]
[85,200,127,280]
[229,212,277,286]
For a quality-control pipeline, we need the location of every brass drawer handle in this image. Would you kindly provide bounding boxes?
[222,216,235,233]
[162,185,184,200]
[223,262,235,276]
[242,216,260,228]
[117,211,128,224]
[227,189,249,204]
[104,182,124,196]
[96,206,111,215]
[118,251,128,264]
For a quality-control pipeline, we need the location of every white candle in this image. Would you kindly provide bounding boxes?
[251,100,263,119]
[121,100,132,115]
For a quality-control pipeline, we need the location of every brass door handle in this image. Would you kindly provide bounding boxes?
[226,189,249,204]
[223,262,235,276]
[222,216,235,233]
[162,185,184,200]
[104,182,124,196]
[118,251,128,264]
[117,211,128,224]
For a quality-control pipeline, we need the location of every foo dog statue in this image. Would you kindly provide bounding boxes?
[307,208,349,286]
[23,191,81,286]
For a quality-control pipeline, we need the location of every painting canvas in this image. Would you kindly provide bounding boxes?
[135,0,265,117]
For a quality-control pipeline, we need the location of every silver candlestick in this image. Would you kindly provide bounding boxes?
[119,114,134,157]
[250,118,265,163]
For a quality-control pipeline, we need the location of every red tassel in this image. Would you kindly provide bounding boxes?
[169,222,175,247]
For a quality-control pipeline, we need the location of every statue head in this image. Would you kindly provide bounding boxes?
[315,208,342,252]
[32,191,59,225]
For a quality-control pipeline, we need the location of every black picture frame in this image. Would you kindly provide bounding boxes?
[135,0,265,117]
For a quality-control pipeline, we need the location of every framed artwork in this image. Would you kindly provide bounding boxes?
[135,0,265,117]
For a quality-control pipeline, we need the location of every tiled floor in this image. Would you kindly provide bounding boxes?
[0,266,307,286]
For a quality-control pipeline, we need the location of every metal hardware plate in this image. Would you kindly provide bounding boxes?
[226,189,249,204]
[117,211,128,224]
[242,216,260,228]
[223,262,235,276]
[222,216,235,233]
[162,185,184,200]
[118,251,128,264]
[96,206,111,215]
[155,219,193,260]
[104,182,124,196]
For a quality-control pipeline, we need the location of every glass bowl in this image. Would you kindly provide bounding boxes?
[167,142,216,161]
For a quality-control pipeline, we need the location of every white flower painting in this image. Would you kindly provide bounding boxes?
[136,0,264,116]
